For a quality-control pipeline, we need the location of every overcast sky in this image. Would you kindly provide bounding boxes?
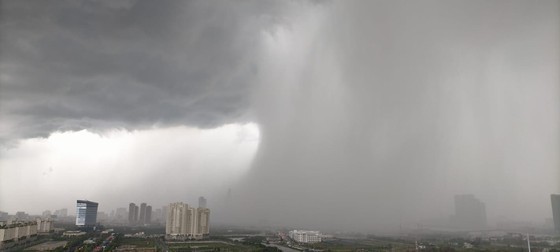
[1,0,559,232]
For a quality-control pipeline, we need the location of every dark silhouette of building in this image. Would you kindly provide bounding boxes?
[145,205,152,224]
[76,200,98,227]
[129,203,138,225]
[552,194,560,233]
[139,203,147,224]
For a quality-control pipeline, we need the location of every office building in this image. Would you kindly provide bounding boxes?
[452,194,487,230]
[289,230,322,243]
[166,202,210,240]
[552,194,560,233]
[76,200,98,227]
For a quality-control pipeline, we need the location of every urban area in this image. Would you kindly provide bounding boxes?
[0,195,559,251]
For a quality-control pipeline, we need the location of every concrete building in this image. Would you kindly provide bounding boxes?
[196,208,210,235]
[76,200,98,227]
[139,203,147,225]
[452,194,487,230]
[0,221,38,249]
[128,203,138,225]
[288,230,322,244]
[145,206,152,225]
[36,218,53,233]
[166,202,210,240]
[552,194,560,233]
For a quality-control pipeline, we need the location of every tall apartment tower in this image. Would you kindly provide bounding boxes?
[128,203,137,225]
[453,194,487,230]
[145,205,152,224]
[76,200,98,227]
[139,203,147,225]
[166,202,210,240]
[552,194,560,233]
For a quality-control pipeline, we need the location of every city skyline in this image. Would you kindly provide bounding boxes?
[1,0,559,232]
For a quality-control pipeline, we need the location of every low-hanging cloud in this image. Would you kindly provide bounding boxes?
[0,0,294,143]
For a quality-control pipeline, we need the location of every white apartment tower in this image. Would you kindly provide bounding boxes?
[166,202,210,240]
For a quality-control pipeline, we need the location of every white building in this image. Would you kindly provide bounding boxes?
[288,230,322,244]
[0,221,38,248]
[165,202,210,240]
[36,218,53,233]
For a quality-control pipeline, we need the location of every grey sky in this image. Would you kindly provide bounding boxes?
[1,0,559,232]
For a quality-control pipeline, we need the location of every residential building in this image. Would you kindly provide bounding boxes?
[166,202,210,240]
[128,203,138,225]
[0,221,38,249]
[289,230,322,243]
[139,203,147,225]
[36,218,53,233]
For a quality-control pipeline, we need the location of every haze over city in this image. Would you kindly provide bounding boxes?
[1,0,559,233]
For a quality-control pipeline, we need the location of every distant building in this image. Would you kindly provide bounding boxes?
[76,200,98,227]
[42,210,51,218]
[128,203,138,225]
[15,212,29,220]
[198,197,207,208]
[53,208,68,218]
[452,194,487,230]
[166,202,210,240]
[289,230,322,243]
[139,203,147,225]
[552,194,560,233]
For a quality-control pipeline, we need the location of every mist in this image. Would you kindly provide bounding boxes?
[233,0,560,232]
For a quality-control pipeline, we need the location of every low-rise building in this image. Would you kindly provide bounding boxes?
[288,230,322,244]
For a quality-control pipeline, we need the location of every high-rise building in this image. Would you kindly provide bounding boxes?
[552,194,560,233]
[452,194,487,230]
[166,202,210,240]
[145,205,152,225]
[198,197,207,208]
[139,203,147,225]
[128,203,136,225]
[196,207,210,235]
[75,200,98,227]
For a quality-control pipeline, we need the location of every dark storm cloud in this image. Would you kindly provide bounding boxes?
[0,0,291,143]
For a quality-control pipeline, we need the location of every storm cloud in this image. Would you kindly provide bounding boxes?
[0,0,291,143]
